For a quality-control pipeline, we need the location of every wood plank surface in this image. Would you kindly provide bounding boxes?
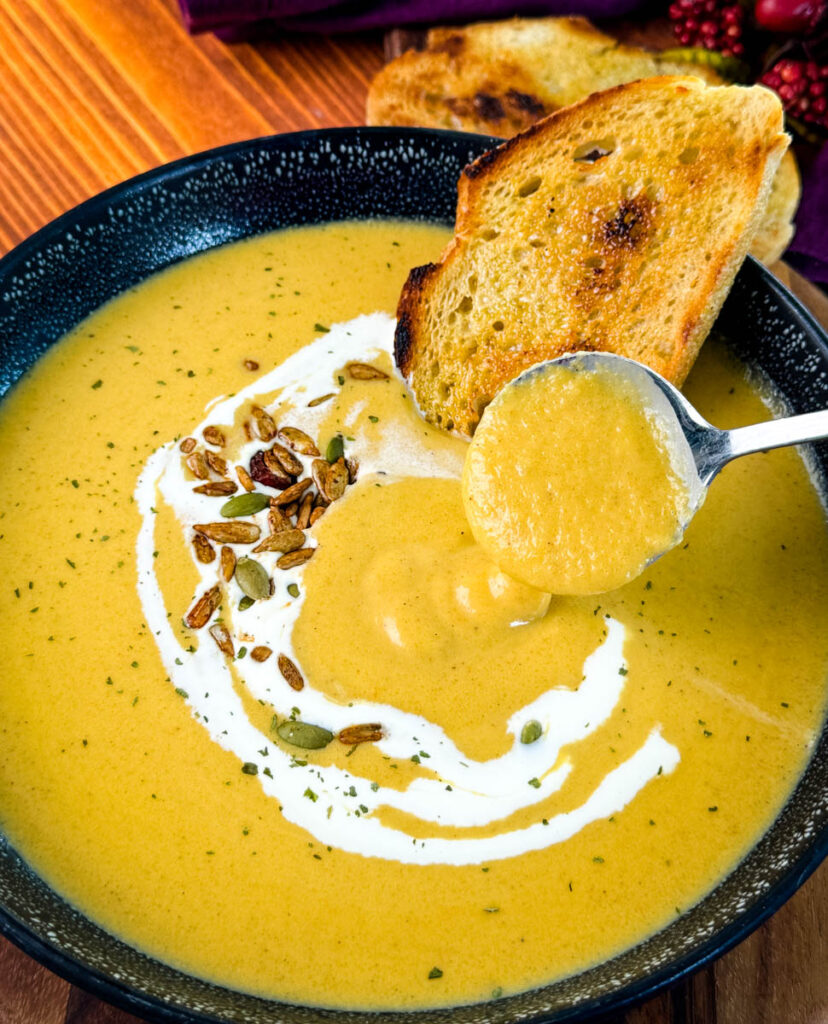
[0,2,825,1022]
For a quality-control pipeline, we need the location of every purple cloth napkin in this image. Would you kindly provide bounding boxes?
[788,144,828,286]
[178,1,646,35]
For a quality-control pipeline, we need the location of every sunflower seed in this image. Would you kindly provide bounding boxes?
[179,437,197,454]
[268,442,303,476]
[209,622,234,658]
[203,426,226,447]
[249,450,290,490]
[194,522,261,544]
[322,459,348,502]
[236,465,255,492]
[307,393,335,408]
[186,451,210,479]
[297,492,314,529]
[243,421,253,441]
[277,653,305,690]
[185,584,222,629]
[268,505,292,533]
[347,362,388,380]
[347,457,359,484]
[220,492,270,517]
[235,557,271,601]
[277,721,333,749]
[283,501,299,518]
[276,548,314,570]
[309,507,325,526]
[274,478,312,507]
[194,480,237,497]
[251,405,277,441]
[205,451,229,477]
[250,645,272,663]
[243,359,259,371]
[278,426,319,457]
[252,529,305,554]
[311,458,329,494]
[338,723,383,744]
[220,546,236,582]
[192,534,216,563]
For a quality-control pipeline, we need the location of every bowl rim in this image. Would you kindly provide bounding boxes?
[0,124,826,1024]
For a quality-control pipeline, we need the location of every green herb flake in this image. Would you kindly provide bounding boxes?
[428,967,443,980]
[313,323,330,334]
[618,667,628,676]
[91,379,103,389]
[368,415,379,423]
[241,762,259,776]
[287,583,300,598]
[528,777,541,788]
[304,787,318,802]
[174,688,189,699]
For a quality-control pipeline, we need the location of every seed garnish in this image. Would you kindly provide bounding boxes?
[249,450,290,490]
[274,478,312,506]
[185,584,222,629]
[325,435,345,463]
[235,557,272,601]
[278,426,319,456]
[277,720,332,749]
[251,405,277,441]
[252,529,305,554]
[236,465,255,492]
[209,622,234,658]
[220,546,236,582]
[322,459,348,502]
[268,442,303,476]
[276,548,315,570]
[278,653,305,691]
[186,451,210,479]
[347,362,389,380]
[338,723,383,745]
[309,507,325,526]
[205,451,229,477]
[307,393,335,407]
[193,534,216,564]
[250,646,272,662]
[179,437,197,454]
[297,492,313,529]
[203,426,226,447]
[220,492,270,517]
[194,480,237,497]
[194,522,261,544]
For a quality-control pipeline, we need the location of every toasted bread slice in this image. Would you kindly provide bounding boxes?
[368,18,722,133]
[367,17,798,266]
[395,77,788,436]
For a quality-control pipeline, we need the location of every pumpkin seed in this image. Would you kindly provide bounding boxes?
[193,480,237,497]
[185,584,222,629]
[277,720,332,749]
[238,596,254,611]
[278,426,319,457]
[325,435,344,463]
[221,492,270,517]
[338,723,383,745]
[203,426,226,447]
[520,720,543,744]
[194,521,260,544]
[287,583,300,598]
[278,653,305,691]
[235,557,271,601]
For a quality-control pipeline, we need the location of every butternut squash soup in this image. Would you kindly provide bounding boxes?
[0,220,826,1011]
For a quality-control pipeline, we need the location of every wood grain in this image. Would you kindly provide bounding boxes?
[0,2,825,1022]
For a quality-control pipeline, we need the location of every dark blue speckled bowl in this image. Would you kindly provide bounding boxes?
[0,127,826,1024]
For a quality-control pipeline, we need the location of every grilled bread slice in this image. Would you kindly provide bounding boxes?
[367,17,798,266]
[395,77,788,436]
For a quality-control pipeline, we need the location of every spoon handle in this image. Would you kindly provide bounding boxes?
[726,408,828,462]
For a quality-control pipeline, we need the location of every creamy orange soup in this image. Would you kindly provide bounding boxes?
[0,220,826,1010]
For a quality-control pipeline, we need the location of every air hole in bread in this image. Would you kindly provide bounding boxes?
[573,138,616,163]
[480,228,499,241]
[679,146,699,165]
[492,320,504,332]
[458,295,473,314]
[528,236,545,248]
[468,275,478,294]
[584,255,604,270]
[518,176,542,198]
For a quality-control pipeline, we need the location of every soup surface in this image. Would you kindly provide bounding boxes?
[0,220,827,1010]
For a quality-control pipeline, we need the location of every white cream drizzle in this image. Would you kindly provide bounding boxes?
[135,313,679,865]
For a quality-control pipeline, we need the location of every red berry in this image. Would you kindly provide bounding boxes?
[754,0,826,34]
[668,0,751,57]
[760,57,828,131]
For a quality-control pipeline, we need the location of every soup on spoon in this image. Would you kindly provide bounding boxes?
[462,352,828,595]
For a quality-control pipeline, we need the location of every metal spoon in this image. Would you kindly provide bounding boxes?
[550,350,828,530]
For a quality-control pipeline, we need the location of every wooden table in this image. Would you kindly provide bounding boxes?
[0,2,826,1022]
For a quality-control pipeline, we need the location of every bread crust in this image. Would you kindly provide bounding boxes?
[395,78,788,436]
